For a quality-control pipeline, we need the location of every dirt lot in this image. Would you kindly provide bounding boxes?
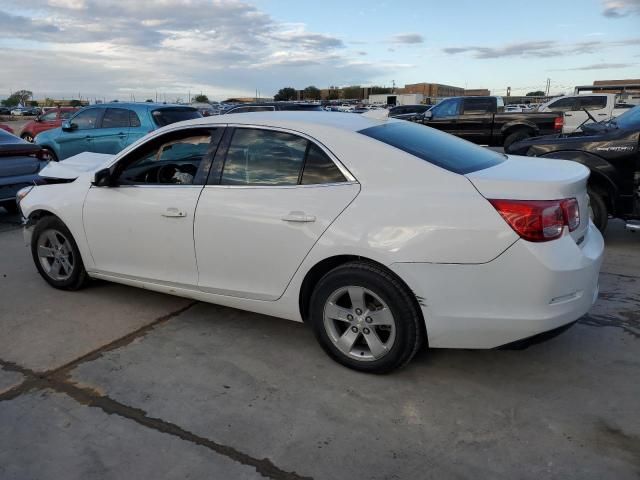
[0,209,638,480]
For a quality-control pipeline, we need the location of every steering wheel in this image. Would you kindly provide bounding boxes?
[156,163,180,183]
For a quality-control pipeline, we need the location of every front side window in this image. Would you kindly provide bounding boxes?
[40,111,57,121]
[71,109,99,129]
[430,99,460,118]
[59,110,74,120]
[117,130,214,185]
[101,108,132,128]
[547,97,576,112]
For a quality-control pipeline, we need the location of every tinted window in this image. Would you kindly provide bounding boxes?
[119,131,213,185]
[129,110,141,127]
[301,144,346,185]
[577,96,607,110]
[463,98,494,114]
[151,108,201,127]
[430,99,460,117]
[59,110,74,120]
[359,121,505,174]
[101,108,131,128]
[71,109,99,129]
[547,97,575,112]
[281,104,323,111]
[221,129,307,186]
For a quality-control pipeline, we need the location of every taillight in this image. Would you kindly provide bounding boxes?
[489,198,580,242]
[554,116,563,131]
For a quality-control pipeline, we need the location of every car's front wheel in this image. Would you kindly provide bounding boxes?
[309,261,425,373]
[31,216,88,290]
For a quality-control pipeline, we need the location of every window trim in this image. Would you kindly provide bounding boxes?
[107,126,224,187]
[207,124,357,187]
[99,107,136,129]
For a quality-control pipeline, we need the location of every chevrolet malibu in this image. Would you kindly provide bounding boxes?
[18,112,604,373]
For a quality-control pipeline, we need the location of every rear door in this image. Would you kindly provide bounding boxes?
[194,126,359,300]
[90,108,132,154]
[459,98,495,144]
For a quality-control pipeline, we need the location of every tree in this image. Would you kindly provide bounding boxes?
[273,87,297,101]
[1,89,33,107]
[194,94,209,103]
[69,99,82,107]
[29,100,39,107]
[526,91,545,97]
[326,86,340,100]
[370,86,392,95]
[303,86,321,100]
[44,98,56,107]
[341,85,362,100]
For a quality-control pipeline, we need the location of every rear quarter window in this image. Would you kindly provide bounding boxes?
[152,108,202,127]
[359,121,505,174]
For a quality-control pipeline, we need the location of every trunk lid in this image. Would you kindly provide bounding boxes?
[39,152,115,180]
[465,155,591,242]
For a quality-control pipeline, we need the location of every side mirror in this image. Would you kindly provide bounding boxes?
[35,115,42,122]
[92,168,114,187]
[422,110,433,121]
[61,121,76,131]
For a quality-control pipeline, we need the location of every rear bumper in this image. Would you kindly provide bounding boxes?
[390,222,604,349]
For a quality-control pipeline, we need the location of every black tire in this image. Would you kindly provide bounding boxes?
[21,133,34,143]
[309,261,425,373]
[588,187,608,233]
[31,216,89,290]
[503,129,533,151]
[1,201,19,214]
[40,147,58,162]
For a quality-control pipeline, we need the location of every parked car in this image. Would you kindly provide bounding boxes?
[0,107,11,115]
[191,102,217,117]
[20,107,80,142]
[11,107,29,116]
[0,129,45,213]
[414,96,564,149]
[389,104,432,120]
[538,94,630,133]
[35,103,201,161]
[0,124,14,134]
[224,102,323,114]
[19,112,603,372]
[506,104,640,233]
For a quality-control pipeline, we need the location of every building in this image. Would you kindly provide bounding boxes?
[591,79,640,93]
[464,89,491,96]
[399,83,464,98]
[368,93,425,106]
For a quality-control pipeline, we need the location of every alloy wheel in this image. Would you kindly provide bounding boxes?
[323,286,396,362]
[37,229,75,281]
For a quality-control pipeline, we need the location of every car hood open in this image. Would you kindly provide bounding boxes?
[39,152,115,180]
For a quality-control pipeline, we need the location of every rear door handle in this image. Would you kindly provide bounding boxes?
[597,113,607,116]
[162,207,187,218]
[281,211,316,223]
[565,113,572,117]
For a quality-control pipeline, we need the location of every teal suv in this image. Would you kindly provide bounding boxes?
[35,103,201,161]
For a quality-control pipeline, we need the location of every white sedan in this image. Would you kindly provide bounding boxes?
[17,112,604,373]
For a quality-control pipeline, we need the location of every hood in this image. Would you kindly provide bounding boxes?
[39,152,115,180]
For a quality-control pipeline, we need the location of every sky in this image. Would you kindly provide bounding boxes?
[0,0,638,101]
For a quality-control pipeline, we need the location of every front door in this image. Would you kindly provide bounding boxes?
[57,108,101,159]
[83,127,223,287]
[194,127,359,300]
[424,98,462,136]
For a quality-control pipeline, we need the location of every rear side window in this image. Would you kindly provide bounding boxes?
[359,121,505,174]
[463,98,495,114]
[152,108,201,126]
[577,96,606,110]
[102,108,132,128]
[301,144,346,185]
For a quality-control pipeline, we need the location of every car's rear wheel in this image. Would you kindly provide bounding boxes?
[21,133,34,143]
[31,216,88,290]
[309,261,425,373]
[588,187,608,232]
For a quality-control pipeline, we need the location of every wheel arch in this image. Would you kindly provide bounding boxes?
[298,255,426,337]
[500,121,537,137]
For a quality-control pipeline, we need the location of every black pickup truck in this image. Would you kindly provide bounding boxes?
[506,105,640,233]
[413,96,563,149]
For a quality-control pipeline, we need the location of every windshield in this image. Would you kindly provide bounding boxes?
[359,121,505,174]
[613,105,640,130]
[152,107,202,127]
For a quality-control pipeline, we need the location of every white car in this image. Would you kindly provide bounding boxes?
[538,94,629,133]
[18,112,604,372]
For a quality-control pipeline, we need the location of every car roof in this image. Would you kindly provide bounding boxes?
[161,111,390,134]
[83,102,195,110]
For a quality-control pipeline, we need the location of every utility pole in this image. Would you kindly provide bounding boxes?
[545,78,551,97]
[392,80,396,93]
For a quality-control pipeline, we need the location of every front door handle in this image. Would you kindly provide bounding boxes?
[565,113,573,117]
[282,211,316,223]
[117,132,127,137]
[162,207,187,218]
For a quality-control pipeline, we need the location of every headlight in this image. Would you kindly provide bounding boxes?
[16,185,34,205]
